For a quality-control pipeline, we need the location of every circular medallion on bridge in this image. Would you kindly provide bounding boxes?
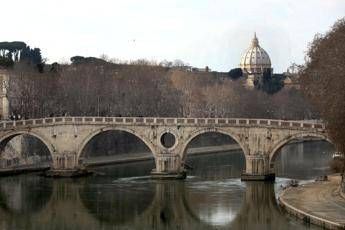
[160,132,176,149]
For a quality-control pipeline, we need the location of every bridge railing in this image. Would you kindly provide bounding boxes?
[0,116,326,130]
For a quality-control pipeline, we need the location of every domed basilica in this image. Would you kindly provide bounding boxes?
[240,33,272,87]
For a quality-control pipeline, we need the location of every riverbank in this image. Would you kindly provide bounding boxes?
[83,144,241,167]
[0,164,49,176]
[278,175,345,230]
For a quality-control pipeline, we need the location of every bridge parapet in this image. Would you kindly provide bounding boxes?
[0,116,326,131]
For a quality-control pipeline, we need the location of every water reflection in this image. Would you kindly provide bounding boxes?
[0,175,52,214]
[79,178,155,225]
[0,177,319,230]
[230,182,289,229]
[0,141,331,230]
[184,179,245,226]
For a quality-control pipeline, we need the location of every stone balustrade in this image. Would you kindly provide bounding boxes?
[0,116,326,131]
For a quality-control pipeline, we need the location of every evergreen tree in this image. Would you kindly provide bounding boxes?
[0,41,44,70]
[254,69,284,94]
[228,68,243,80]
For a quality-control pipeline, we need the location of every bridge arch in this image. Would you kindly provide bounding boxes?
[269,132,333,166]
[180,127,248,161]
[76,126,156,163]
[0,130,55,158]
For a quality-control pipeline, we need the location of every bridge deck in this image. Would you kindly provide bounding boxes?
[0,117,325,131]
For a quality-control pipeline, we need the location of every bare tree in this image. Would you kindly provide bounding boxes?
[300,18,345,187]
[300,18,345,155]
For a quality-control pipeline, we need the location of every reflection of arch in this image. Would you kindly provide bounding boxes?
[180,128,247,161]
[0,130,55,158]
[269,132,333,164]
[79,181,156,226]
[77,127,156,162]
[139,180,247,228]
[0,176,53,215]
[182,180,245,228]
[229,182,284,229]
[137,181,205,227]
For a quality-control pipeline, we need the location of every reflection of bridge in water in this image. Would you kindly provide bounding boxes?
[0,176,294,230]
[0,117,331,180]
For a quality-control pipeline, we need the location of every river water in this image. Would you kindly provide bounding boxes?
[0,141,334,230]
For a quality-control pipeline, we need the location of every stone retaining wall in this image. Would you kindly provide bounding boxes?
[279,188,345,230]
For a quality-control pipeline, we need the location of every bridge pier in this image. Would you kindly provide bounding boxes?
[151,155,186,179]
[52,152,78,169]
[45,152,91,177]
[241,154,275,181]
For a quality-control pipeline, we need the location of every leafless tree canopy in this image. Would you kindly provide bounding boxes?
[7,61,316,121]
[300,18,345,155]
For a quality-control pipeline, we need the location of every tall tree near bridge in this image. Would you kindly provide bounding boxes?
[300,18,345,166]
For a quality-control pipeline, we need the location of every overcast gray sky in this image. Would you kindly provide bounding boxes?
[2,0,345,72]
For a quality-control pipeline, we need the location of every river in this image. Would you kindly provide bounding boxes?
[0,140,334,230]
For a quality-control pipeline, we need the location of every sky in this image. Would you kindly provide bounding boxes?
[2,0,345,72]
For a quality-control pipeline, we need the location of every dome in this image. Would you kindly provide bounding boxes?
[240,33,271,75]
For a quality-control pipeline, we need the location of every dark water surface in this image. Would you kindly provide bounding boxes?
[0,141,334,230]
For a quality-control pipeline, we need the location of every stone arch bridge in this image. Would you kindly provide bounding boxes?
[0,116,330,180]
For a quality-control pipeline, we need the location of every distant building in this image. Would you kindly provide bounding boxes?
[192,66,211,72]
[240,33,272,87]
[283,73,301,89]
[172,65,193,72]
[283,63,302,89]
